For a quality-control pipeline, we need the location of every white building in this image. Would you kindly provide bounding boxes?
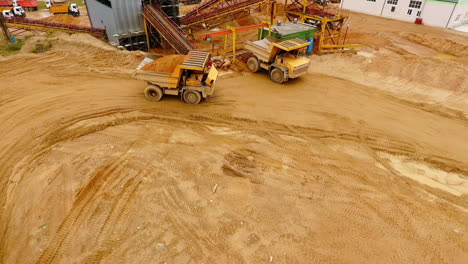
[340,0,468,28]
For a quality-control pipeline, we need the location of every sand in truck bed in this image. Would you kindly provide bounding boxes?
[141,55,191,73]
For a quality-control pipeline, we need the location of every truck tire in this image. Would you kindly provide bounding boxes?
[247,56,260,73]
[183,90,201,104]
[144,85,163,102]
[270,68,285,84]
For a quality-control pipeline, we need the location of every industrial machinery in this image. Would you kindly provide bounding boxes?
[133,50,218,104]
[244,37,310,83]
[143,4,193,54]
[0,5,25,18]
[5,16,106,37]
[181,0,268,29]
[50,3,80,17]
[285,0,360,54]
[199,22,272,60]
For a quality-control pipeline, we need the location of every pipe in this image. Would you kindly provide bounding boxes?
[445,3,457,28]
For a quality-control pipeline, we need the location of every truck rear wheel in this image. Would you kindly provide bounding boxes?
[183,90,201,104]
[270,68,285,84]
[247,56,260,73]
[144,85,163,102]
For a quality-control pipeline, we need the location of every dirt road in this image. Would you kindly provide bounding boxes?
[0,14,467,264]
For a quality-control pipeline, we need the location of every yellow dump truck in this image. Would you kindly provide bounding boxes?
[133,50,218,104]
[50,3,79,16]
[245,37,311,83]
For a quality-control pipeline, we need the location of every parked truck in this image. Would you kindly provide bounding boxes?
[15,0,38,11]
[244,37,311,83]
[0,0,13,7]
[1,5,25,17]
[50,3,80,16]
[133,51,218,104]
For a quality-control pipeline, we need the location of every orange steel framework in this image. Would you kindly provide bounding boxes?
[284,0,360,54]
[199,22,271,60]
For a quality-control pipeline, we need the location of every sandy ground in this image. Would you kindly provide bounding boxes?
[0,11,468,264]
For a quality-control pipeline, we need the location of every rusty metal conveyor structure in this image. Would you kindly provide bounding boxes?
[4,17,106,39]
[181,0,268,28]
[143,4,194,54]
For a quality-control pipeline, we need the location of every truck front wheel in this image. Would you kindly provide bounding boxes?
[183,90,201,104]
[247,56,260,73]
[270,68,285,84]
[144,85,163,102]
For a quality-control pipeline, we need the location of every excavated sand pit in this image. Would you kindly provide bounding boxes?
[0,12,467,264]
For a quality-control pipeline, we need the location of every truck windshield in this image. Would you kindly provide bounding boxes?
[290,49,306,58]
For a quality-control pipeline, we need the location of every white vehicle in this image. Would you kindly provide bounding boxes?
[45,1,51,9]
[1,10,13,19]
[12,0,19,7]
[1,6,26,18]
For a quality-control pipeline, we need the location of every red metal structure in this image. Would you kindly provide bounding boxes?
[183,0,223,18]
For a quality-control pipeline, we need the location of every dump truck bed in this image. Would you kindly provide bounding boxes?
[50,4,69,13]
[245,36,281,62]
[0,1,12,6]
[133,58,180,88]
[246,37,311,63]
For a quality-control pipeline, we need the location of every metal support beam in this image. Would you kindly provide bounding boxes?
[0,13,12,43]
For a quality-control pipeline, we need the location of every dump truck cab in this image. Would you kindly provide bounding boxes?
[12,5,25,16]
[1,6,24,17]
[133,50,218,104]
[1,9,12,18]
[69,3,78,14]
[245,37,311,83]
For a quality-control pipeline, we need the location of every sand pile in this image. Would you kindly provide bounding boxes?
[14,33,145,75]
[229,58,249,72]
[400,32,468,57]
[142,55,190,73]
[41,14,84,26]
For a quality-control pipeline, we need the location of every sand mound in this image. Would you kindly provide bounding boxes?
[400,32,468,57]
[41,14,86,26]
[229,59,249,72]
[309,52,468,113]
[11,33,145,75]
[142,55,190,73]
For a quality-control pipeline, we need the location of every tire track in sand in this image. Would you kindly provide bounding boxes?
[82,166,148,263]
[35,153,131,264]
